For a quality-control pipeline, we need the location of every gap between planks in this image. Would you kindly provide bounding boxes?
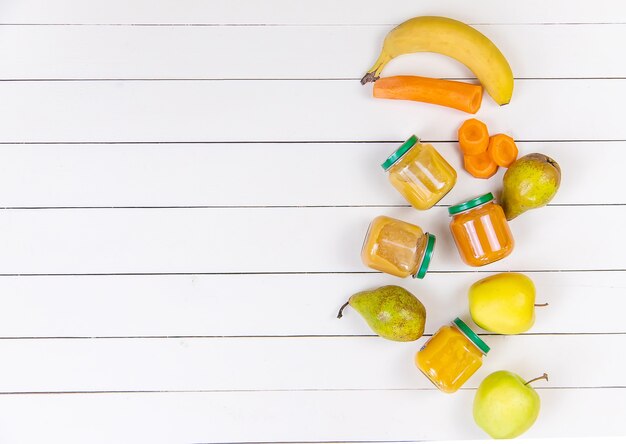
[0,204,622,210]
[2,77,626,81]
[0,386,623,396]
[2,22,626,27]
[1,139,625,144]
[0,332,624,340]
[0,270,623,277]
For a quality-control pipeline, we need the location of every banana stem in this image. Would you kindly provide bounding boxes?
[360,53,391,85]
[534,303,549,307]
[525,373,549,386]
[360,72,379,85]
[337,301,350,319]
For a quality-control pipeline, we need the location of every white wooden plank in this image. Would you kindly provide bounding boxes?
[0,2,622,443]
[0,141,618,206]
[0,79,623,142]
[0,24,622,79]
[0,272,622,337]
[0,335,621,391]
[0,389,626,443]
[0,390,623,443]
[2,0,626,25]
[0,206,621,274]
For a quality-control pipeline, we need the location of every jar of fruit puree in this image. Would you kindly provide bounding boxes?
[448,192,514,267]
[416,317,490,393]
[382,135,457,210]
[361,215,435,279]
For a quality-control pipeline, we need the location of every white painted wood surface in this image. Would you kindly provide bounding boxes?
[0,25,623,79]
[1,79,625,142]
[0,1,624,442]
[0,142,619,206]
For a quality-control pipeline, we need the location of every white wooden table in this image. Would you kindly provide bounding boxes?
[0,1,624,442]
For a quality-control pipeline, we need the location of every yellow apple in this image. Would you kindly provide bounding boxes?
[469,272,541,334]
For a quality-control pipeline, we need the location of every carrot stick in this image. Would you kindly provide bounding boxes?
[464,151,499,179]
[373,76,483,114]
[488,134,518,167]
[458,118,490,155]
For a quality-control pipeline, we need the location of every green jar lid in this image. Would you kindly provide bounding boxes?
[413,233,435,279]
[453,317,490,355]
[381,135,418,171]
[448,192,494,216]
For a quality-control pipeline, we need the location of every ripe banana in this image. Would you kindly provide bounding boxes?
[361,16,514,105]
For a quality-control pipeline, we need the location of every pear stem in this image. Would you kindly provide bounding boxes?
[525,373,549,386]
[337,301,350,319]
[534,303,549,307]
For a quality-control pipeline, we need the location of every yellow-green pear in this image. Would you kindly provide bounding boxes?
[337,285,425,341]
[469,272,543,334]
[501,153,561,220]
[474,371,548,439]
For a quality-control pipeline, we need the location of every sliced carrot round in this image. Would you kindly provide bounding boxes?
[463,151,499,179]
[458,119,489,155]
[488,133,518,167]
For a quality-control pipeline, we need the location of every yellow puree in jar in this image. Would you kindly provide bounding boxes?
[415,325,483,393]
[361,216,426,278]
[387,143,457,210]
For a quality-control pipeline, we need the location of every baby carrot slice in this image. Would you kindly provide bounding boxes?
[488,134,519,167]
[464,151,499,179]
[458,119,489,155]
[373,76,483,114]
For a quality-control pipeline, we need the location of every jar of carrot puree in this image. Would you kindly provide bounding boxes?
[416,317,490,393]
[361,215,435,279]
[448,192,514,266]
[382,135,457,210]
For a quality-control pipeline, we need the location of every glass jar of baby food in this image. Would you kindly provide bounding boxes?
[361,215,435,279]
[448,192,514,267]
[382,135,457,210]
[416,317,490,393]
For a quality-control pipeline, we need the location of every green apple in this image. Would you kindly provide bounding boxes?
[469,272,545,334]
[474,370,548,439]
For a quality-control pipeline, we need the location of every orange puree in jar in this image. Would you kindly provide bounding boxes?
[361,215,435,279]
[382,135,457,210]
[416,318,489,393]
[448,192,514,267]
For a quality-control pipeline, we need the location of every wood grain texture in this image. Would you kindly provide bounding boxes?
[0,79,624,143]
[1,1,624,442]
[0,390,623,443]
[0,272,622,337]
[0,24,623,79]
[0,206,622,274]
[0,335,622,392]
[0,141,618,207]
[2,0,626,24]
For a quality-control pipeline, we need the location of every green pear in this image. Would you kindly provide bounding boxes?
[469,272,545,334]
[337,285,425,341]
[474,371,548,439]
[501,153,561,220]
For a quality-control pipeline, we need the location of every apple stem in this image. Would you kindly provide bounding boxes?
[534,303,549,307]
[525,373,549,386]
[337,301,350,319]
